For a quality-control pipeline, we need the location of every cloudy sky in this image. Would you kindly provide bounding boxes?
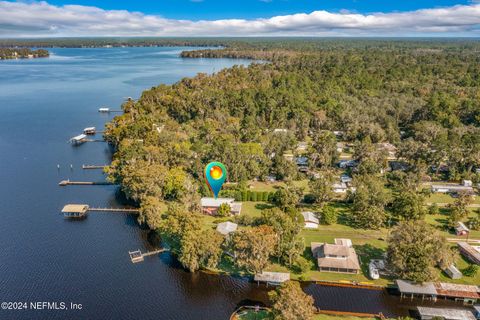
[1,0,480,37]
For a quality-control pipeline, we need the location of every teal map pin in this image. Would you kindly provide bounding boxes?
[204,161,227,199]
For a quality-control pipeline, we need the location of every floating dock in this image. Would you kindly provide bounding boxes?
[129,249,167,263]
[69,134,87,145]
[59,180,113,186]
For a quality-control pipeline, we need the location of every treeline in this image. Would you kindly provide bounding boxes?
[0,48,49,59]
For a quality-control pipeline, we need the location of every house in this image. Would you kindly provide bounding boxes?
[416,307,476,320]
[332,130,344,138]
[200,198,242,216]
[389,161,409,172]
[458,242,480,265]
[311,238,360,274]
[301,211,319,229]
[444,264,462,279]
[431,182,474,195]
[216,221,238,236]
[273,128,288,133]
[332,182,348,193]
[456,222,470,236]
[296,141,308,152]
[296,156,308,172]
[333,182,355,194]
[338,160,358,169]
[254,272,290,286]
[340,174,352,184]
[376,142,397,159]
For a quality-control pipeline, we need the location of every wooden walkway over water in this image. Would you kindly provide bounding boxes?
[59,180,114,186]
[61,204,139,218]
[82,165,107,170]
[129,249,167,263]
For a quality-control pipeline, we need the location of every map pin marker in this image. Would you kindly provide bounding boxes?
[204,161,227,199]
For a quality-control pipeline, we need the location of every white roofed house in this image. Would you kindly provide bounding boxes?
[200,198,242,216]
[431,182,475,195]
[301,211,319,229]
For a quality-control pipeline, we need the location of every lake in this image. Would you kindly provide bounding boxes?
[0,47,405,319]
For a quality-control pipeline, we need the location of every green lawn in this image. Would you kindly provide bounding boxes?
[425,192,480,205]
[234,309,377,320]
[247,179,310,192]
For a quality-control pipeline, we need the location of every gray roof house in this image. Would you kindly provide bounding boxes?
[311,238,360,274]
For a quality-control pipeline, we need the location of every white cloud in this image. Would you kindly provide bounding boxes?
[0,1,479,37]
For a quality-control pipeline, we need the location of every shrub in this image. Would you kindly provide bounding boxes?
[322,206,337,225]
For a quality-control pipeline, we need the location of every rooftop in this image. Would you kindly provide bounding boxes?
[311,240,360,271]
[61,204,89,213]
[417,307,476,320]
[216,221,238,235]
[396,279,437,295]
[200,197,235,207]
[434,282,480,299]
[254,272,290,283]
[301,211,319,224]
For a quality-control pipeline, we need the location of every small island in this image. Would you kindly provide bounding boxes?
[0,48,49,60]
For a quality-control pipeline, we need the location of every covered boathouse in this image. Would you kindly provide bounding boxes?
[61,204,89,218]
[396,280,480,305]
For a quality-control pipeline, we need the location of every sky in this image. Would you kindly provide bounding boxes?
[1,0,480,37]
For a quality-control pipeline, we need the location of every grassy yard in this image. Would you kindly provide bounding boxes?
[247,179,310,192]
[424,210,480,239]
[235,309,377,320]
[425,192,480,205]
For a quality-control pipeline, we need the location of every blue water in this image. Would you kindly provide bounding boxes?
[0,47,270,320]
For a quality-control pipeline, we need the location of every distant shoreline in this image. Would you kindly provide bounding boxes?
[0,48,49,60]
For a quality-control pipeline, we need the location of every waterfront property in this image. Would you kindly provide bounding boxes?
[458,242,480,265]
[301,211,319,229]
[396,280,438,301]
[61,204,89,218]
[416,306,476,320]
[216,221,238,236]
[200,197,242,215]
[254,271,290,286]
[311,239,361,274]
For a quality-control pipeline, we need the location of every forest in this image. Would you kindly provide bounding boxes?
[103,39,480,284]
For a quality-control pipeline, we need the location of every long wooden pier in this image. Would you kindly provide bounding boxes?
[59,180,113,186]
[82,165,107,170]
[89,207,139,213]
[129,249,167,263]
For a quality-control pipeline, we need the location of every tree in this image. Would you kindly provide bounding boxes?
[271,184,302,211]
[262,208,304,266]
[447,193,473,227]
[138,196,164,229]
[231,225,276,274]
[391,190,427,221]
[308,170,335,207]
[269,281,315,320]
[217,203,231,217]
[178,228,223,272]
[350,175,389,229]
[321,206,337,225]
[387,221,454,282]
[309,131,338,168]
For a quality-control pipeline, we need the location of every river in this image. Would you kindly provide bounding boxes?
[0,47,408,319]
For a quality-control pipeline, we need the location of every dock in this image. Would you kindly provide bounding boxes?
[61,204,139,219]
[129,249,167,263]
[82,165,107,170]
[59,180,113,186]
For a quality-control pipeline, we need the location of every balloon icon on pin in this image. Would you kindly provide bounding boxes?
[204,161,227,199]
